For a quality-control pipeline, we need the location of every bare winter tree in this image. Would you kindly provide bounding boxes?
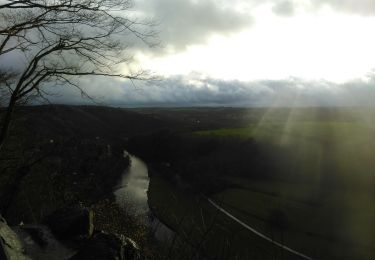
[0,0,158,151]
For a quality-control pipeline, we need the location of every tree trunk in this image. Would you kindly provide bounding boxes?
[0,95,16,153]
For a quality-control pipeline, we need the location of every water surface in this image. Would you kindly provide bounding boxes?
[114,154,174,241]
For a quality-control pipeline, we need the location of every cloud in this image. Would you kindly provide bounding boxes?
[271,0,375,16]
[228,0,375,17]
[312,0,375,15]
[45,73,375,107]
[131,0,375,57]
[135,0,253,52]
[272,1,295,16]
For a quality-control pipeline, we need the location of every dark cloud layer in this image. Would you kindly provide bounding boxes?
[47,74,375,107]
[135,0,252,51]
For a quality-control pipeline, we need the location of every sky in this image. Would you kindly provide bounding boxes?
[6,0,375,107]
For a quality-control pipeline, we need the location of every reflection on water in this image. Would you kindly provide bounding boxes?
[115,156,149,217]
[114,154,174,241]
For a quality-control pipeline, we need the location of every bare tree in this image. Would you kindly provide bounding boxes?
[0,0,158,151]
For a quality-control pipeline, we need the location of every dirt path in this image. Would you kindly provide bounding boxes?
[207,198,314,260]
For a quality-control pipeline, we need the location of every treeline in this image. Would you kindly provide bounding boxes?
[127,130,294,193]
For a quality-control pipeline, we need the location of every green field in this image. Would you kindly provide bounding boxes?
[149,119,375,259]
[198,120,375,259]
[212,178,375,259]
[196,120,375,183]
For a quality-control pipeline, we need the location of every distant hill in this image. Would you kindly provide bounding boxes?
[3,105,365,144]
[11,105,173,141]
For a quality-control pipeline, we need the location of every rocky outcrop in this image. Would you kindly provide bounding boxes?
[13,225,75,260]
[44,205,142,260]
[1,207,145,260]
[0,216,30,260]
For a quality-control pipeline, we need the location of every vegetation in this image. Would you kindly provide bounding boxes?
[129,107,375,259]
[1,105,375,259]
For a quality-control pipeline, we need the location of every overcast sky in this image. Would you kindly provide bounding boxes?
[41,0,375,106]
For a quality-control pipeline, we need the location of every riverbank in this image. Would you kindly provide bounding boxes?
[147,170,210,260]
[1,137,170,258]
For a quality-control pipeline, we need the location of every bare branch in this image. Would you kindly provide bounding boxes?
[0,0,159,151]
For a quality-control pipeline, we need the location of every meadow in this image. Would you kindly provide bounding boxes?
[146,110,375,259]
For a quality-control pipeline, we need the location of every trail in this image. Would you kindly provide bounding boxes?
[207,198,314,260]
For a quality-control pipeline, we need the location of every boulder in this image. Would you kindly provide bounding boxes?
[70,231,142,260]
[44,206,94,240]
[0,216,30,260]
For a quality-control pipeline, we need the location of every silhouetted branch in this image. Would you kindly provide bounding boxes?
[0,0,158,151]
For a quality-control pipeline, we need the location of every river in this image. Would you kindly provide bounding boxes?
[112,152,318,260]
[113,153,174,242]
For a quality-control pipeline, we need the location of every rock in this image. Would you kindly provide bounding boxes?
[0,216,30,260]
[70,231,143,260]
[14,224,75,260]
[44,206,94,239]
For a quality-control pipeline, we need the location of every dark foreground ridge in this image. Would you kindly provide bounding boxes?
[0,105,164,259]
[0,206,143,260]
